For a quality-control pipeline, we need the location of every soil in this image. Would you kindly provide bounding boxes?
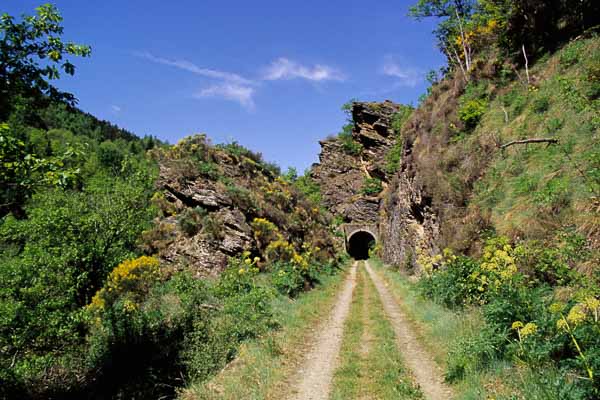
[365,260,454,400]
[287,262,358,400]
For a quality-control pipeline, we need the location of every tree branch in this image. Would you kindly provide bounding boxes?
[522,44,530,85]
[500,138,558,149]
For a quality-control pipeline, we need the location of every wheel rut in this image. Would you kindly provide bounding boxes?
[364,260,454,400]
[287,262,358,400]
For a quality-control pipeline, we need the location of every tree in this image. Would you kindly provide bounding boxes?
[0,4,91,120]
[409,0,477,81]
[0,123,85,217]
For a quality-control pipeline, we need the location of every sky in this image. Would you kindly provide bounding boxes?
[3,0,446,172]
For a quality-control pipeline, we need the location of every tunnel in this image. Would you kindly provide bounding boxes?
[347,230,376,260]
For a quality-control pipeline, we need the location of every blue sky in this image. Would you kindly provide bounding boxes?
[4,0,445,172]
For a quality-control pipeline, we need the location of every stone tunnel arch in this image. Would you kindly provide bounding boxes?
[346,229,377,260]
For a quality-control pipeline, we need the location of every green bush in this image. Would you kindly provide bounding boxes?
[532,95,550,113]
[385,140,403,174]
[446,324,507,382]
[361,177,383,196]
[418,254,480,309]
[271,262,306,297]
[458,98,488,130]
[339,129,363,155]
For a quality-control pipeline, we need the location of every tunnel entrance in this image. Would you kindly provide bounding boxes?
[347,230,376,260]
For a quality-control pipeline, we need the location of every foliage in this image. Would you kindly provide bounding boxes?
[361,177,383,196]
[384,105,413,174]
[339,127,363,155]
[418,234,600,398]
[458,98,488,129]
[0,4,91,120]
[294,171,322,204]
[531,95,550,114]
[0,122,86,216]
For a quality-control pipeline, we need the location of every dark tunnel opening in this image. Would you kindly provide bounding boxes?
[347,231,376,260]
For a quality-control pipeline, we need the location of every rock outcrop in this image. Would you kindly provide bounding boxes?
[146,135,336,276]
[313,100,440,272]
[312,101,399,224]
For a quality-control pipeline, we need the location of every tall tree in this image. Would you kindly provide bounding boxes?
[0,4,91,121]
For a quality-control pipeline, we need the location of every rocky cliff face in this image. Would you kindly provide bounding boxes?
[313,100,440,271]
[312,101,399,224]
[145,135,336,276]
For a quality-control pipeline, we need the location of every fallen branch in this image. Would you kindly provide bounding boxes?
[500,138,558,149]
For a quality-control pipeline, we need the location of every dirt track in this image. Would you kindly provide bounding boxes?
[287,260,452,400]
[288,262,357,400]
[365,260,454,400]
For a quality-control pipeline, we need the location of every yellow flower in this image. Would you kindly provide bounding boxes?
[253,257,261,263]
[238,268,246,275]
[584,297,600,311]
[244,258,252,265]
[520,322,538,338]
[567,304,587,326]
[122,299,138,312]
[557,318,568,331]
[512,321,524,330]
[549,302,565,314]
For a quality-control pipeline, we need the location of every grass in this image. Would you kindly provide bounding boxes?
[179,265,349,400]
[330,262,423,399]
[369,259,520,400]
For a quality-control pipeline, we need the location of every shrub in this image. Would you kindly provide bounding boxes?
[418,250,480,309]
[385,139,403,174]
[391,105,414,133]
[271,261,306,297]
[361,177,383,196]
[177,206,207,236]
[446,324,507,382]
[88,256,161,313]
[532,95,550,113]
[339,129,363,155]
[458,98,488,130]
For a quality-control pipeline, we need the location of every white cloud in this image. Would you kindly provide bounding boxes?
[194,83,255,110]
[135,51,253,85]
[262,57,345,82]
[381,58,422,87]
[110,105,122,113]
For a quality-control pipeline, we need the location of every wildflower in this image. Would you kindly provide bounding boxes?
[512,321,524,330]
[253,257,261,263]
[244,258,252,265]
[520,323,537,338]
[556,318,568,331]
[238,268,246,275]
[549,302,565,314]
[123,299,138,312]
[566,304,587,326]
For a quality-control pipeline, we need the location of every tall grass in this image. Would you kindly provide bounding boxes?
[370,259,518,399]
[180,266,348,400]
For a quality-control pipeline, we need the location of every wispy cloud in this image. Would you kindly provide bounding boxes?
[110,104,122,113]
[135,51,254,85]
[381,57,422,87]
[262,57,345,82]
[194,83,255,110]
[136,51,346,109]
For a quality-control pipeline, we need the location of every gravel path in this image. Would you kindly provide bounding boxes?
[365,260,454,400]
[288,262,357,400]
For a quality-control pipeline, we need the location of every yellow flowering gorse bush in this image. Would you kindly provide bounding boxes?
[88,256,160,313]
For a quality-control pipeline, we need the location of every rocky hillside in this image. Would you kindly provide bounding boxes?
[314,34,599,273]
[146,135,337,276]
